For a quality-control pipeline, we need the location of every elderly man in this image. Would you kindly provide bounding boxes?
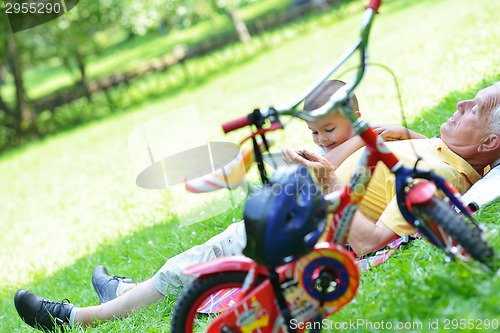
[283,82,500,255]
[14,83,500,332]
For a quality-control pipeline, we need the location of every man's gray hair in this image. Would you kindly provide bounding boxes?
[491,104,500,134]
[490,82,500,134]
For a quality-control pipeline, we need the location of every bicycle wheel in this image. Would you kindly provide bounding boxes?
[170,271,264,333]
[412,197,494,265]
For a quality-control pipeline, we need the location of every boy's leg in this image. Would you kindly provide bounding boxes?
[91,221,247,302]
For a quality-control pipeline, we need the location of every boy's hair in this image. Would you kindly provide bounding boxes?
[304,79,359,112]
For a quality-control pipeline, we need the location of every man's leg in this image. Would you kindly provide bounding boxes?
[92,266,137,304]
[15,222,247,331]
[14,278,163,331]
[81,221,246,324]
[153,221,246,294]
[91,221,247,303]
[75,277,163,326]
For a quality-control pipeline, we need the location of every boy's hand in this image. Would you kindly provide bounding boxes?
[371,124,427,141]
[281,148,342,193]
[371,124,408,141]
[295,150,308,159]
[281,147,310,165]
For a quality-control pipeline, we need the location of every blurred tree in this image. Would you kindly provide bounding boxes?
[0,0,126,141]
[7,32,37,134]
[118,0,169,36]
[0,15,12,118]
[0,65,9,115]
[23,0,124,101]
[0,0,267,149]
[208,0,255,42]
[0,8,38,137]
[137,0,257,41]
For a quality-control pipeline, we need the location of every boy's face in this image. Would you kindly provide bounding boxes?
[306,112,355,152]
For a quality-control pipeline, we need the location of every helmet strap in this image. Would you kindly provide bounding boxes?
[252,135,270,184]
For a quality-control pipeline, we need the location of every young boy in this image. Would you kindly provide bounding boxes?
[284,79,426,167]
[304,79,361,153]
[297,79,364,167]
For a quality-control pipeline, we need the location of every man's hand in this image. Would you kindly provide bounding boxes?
[349,211,400,256]
[281,148,343,193]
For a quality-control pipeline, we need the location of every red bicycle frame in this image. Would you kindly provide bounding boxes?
[186,243,359,333]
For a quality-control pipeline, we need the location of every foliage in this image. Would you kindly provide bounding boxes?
[0,0,302,152]
[0,0,335,152]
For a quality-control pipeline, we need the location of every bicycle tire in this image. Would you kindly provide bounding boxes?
[170,271,265,333]
[413,197,494,265]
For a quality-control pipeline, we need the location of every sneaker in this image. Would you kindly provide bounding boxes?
[14,289,74,331]
[92,265,135,304]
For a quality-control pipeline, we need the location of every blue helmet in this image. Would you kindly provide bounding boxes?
[243,165,327,268]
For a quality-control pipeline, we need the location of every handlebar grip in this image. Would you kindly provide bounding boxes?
[222,116,251,134]
[366,0,382,12]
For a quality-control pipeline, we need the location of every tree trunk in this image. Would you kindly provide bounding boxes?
[0,64,12,115]
[74,51,92,101]
[60,55,79,82]
[0,91,11,115]
[228,9,251,43]
[6,33,37,135]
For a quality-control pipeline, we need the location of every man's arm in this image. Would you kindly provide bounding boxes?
[348,211,400,256]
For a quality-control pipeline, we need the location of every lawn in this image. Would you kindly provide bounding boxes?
[1,0,500,332]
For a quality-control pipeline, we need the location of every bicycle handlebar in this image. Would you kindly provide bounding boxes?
[293,2,379,122]
[222,115,251,133]
[366,0,381,12]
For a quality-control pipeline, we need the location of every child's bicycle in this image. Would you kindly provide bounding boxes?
[171,0,495,331]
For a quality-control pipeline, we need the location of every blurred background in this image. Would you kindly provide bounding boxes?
[0,0,344,153]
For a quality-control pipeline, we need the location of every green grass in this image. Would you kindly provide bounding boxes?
[1,0,500,332]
